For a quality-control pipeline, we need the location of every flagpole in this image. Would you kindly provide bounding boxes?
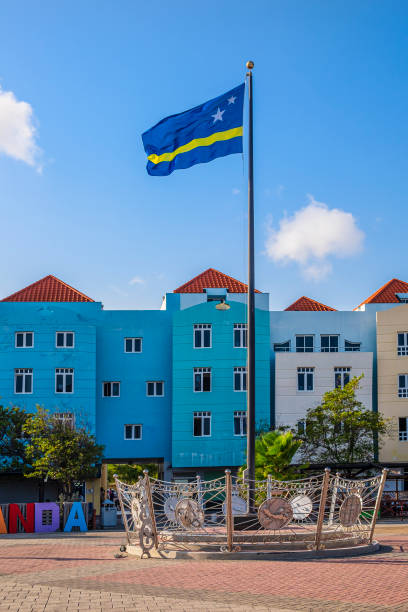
[246,60,255,514]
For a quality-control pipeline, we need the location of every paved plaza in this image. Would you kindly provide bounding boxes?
[0,524,407,611]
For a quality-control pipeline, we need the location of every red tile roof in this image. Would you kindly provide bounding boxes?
[173,268,260,293]
[1,275,94,303]
[285,296,336,312]
[355,278,408,309]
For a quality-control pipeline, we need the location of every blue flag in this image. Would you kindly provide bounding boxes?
[142,84,245,176]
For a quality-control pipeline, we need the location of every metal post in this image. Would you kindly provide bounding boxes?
[225,470,233,552]
[328,472,340,526]
[369,468,388,544]
[143,470,159,550]
[114,474,131,545]
[315,468,330,551]
[267,474,272,499]
[246,60,256,514]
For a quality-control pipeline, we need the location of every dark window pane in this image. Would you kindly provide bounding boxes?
[344,374,350,386]
[156,382,163,396]
[56,333,64,347]
[16,375,23,393]
[296,337,304,349]
[194,417,201,436]
[66,333,73,347]
[321,337,329,348]
[307,373,313,391]
[25,333,33,347]
[147,382,154,396]
[194,330,201,348]
[134,425,141,439]
[298,374,304,391]
[135,338,141,352]
[234,373,240,391]
[104,383,111,397]
[203,417,210,436]
[234,417,240,435]
[203,329,211,347]
[203,372,211,391]
[335,373,341,388]
[234,329,240,347]
[398,334,404,346]
[125,339,132,352]
[242,417,247,435]
[399,375,406,388]
[297,421,305,435]
[56,375,64,393]
[65,375,73,393]
[243,373,247,391]
[332,336,338,348]
[16,334,23,347]
[305,336,313,348]
[194,374,201,392]
[243,330,247,347]
[399,418,407,432]
[125,425,132,439]
[112,383,119,396]
[25,375,32,393]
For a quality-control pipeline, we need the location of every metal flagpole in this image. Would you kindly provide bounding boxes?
[246,60,256,514]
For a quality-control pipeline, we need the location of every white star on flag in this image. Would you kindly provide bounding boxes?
[212,107,225,123]
[228,96,236,105]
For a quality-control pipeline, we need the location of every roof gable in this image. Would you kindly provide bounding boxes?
[355,278,408,309]
[1,275,94,303]
[285,296,336,312]
[173,268,260,293]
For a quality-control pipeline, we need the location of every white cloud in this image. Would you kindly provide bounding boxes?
[265,196,364,281]
[129,276,145,285]
[0,86,41,170]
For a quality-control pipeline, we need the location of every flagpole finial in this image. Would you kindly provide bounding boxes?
[246,60,254,70]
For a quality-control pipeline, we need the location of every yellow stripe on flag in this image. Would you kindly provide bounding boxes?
[147,126,243,165]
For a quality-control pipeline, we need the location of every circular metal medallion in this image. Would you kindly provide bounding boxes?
[290,494,313,520]
[164,496,179,522]
[174,498,204,529]
[258,497,293,530]
[339,494,362,527]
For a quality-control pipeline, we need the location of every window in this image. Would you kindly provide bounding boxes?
[274,341,290,352]
[15,332,33,348]
[14,368,33,394]
[234,367,247,391]
[399,418,408,441]
[194,324,212,348]
[234,411,247,436]
[345,340,361,352]
[103,381,120,397]
[56,332,74,348]
[234,324,247,348]
[398,375,408,398]
[53,412,75,428]
[335,367,351,389]
[296,336,314,352]
[124,424,142,440]
[297,420,306,435]
[55,368,74,393]
[297,367,314,391]
[124,337,142,353]
[398,333,408,356]
[193,411,211,436]
[321,335,339,352]
[194,367,211,392]
[146,381,164,396]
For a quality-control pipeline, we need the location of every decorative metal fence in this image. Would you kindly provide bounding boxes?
[114,468,387,557]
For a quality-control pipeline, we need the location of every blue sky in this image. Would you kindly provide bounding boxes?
[0,0,407,310]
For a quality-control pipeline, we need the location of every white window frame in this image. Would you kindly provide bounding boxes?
[295,335,314,353]
[14,368,33,394]
[124,424,142,440]
[103,381,120,397]
[297,367,314,392]
[398,333,408,357]
[334,367,351,389]
[193,367,211,392]
[15,332,34,348]
[53,412,75,428]
[55,331,75,349]
[233,366,247,392]
[399,417,408,441]
[274,340,290,352]
[233,324,247,348]
[193,324,212,349]
[320,335,339,353]
[55,368,74,394]
[345,340,361,352]
[193,411,211,437]
[234,410,247,436]
[398,375,408,398]
[124,337,143,353]
[146,381,164,397]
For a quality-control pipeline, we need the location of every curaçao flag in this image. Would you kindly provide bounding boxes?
[142,83,245,176]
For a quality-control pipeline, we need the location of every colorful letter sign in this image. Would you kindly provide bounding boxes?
[63,502,87,532]
[35,503,60,533]
[8,503,35,534]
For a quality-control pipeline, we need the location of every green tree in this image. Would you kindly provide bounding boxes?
[0,405,28,472]
[294,375,391,469]
[241,430,304,481]
[23,406,104,496]
[107,463,158,485]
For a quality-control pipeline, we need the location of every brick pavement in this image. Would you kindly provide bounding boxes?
[0,524,406,611]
